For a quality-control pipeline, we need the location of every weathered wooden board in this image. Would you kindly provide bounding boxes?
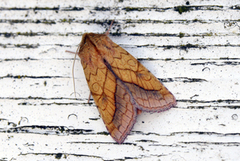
[0,0,240,160]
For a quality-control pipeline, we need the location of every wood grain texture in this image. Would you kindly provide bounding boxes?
[0,0,239,160]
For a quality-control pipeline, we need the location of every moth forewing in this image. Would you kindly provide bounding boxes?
[76,30,176,143]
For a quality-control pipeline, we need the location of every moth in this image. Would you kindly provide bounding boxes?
[72,22,176,144]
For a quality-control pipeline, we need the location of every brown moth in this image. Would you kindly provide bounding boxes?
[74,22,176,144]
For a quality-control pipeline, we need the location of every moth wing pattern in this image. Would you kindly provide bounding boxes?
[105,42,177,112]
[78,33,176,144]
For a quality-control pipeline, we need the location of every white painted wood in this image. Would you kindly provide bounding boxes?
[0,0,239,160]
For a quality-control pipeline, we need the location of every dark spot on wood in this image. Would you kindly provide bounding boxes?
[174,6,191,14]
[55,153,63,159]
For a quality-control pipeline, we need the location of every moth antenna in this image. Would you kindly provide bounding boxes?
[72,52,77,97]
[66,45,81,98]
[105,20,114,36]
[71,45,81,98]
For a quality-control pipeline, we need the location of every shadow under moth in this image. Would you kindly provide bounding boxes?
[71,22,177,144]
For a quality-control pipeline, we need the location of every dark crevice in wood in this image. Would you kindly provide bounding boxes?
[19,152,103,160]
[0,74,66,79]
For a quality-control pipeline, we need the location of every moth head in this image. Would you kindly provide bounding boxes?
[78,33,88,52]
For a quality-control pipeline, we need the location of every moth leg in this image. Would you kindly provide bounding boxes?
[137,109,142,115]
[65,50,76,54]
[105,20,114,36]
[88,92,92,104]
